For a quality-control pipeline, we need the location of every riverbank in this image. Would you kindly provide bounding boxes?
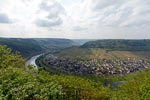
[26,54,44,68]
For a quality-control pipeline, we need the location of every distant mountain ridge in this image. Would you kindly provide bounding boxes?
[71,39,98,45]
[0,38,74,57]
[81,39,150,51]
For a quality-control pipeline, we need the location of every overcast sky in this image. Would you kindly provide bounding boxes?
[0,0,150,39]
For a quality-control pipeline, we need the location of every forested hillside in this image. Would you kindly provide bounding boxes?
[0,38,74,57]
[1,45,150,100]
[81,39,150,51]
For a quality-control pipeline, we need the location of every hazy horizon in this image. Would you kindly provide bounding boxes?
[1,36,150,40]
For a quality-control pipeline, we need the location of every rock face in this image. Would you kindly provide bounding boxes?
[43,54,150,75]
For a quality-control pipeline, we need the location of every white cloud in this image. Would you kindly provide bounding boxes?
[34,18,63,27]
[0,0,150,39]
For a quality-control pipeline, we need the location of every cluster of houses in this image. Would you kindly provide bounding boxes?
[43,54,150,75]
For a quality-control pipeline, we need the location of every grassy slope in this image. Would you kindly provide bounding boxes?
[53,47,149,61]
[54,47,92,59]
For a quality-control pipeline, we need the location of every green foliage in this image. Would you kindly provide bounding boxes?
[0,67,64,100]
[49,75,111,100]
[0,45,111,100]
[111,70,150,100]
[0,45,25,68]
[0,45,63,100]
[1,44,150,100]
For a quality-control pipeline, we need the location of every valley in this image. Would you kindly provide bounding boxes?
[1,39,150,100]
[35,39,150,76]
[2,38,150,76]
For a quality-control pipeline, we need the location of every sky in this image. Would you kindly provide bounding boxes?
[0,0,150,39]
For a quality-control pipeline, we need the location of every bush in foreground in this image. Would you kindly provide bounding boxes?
[1,45,150,100]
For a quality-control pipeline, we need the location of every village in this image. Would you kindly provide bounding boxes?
[43,54,150,75]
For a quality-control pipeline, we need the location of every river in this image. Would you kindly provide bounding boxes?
[26,54,43,68]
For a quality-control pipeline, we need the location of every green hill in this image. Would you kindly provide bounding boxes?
[81,39,150,51]
[0,38,74,57]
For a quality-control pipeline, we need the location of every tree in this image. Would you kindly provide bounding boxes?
[0,45,25,68]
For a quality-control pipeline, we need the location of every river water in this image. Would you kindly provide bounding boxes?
[26,54,43,68]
